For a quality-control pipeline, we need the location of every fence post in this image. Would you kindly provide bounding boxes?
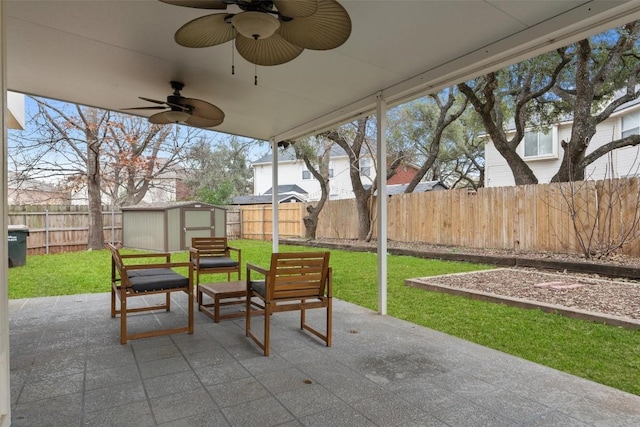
[45,209,49,255]
[110,206,115,244]
[261,205,266,241]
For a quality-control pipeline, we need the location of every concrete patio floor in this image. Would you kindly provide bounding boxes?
[8,292,640,427]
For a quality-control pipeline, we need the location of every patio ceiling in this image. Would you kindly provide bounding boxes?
[6,1,640,142]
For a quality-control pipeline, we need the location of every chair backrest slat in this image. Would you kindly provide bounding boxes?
[191,237,229,257]
[267,252,330,300]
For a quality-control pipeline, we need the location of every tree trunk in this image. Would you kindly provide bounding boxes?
[321,118,371,240]
[87,138,104,250]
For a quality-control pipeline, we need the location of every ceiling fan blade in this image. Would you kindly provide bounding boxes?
[148,111,176,125]
[159,0,227,9]
[278,0,351,50]
[274,0,318,18]
[139,96,167,105]
[121,106,168,111]
[175,13,236,48]
[182,98,225,121]
[235,33,303,66]
[185,114,224,128]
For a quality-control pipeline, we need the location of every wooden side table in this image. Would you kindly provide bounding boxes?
[198,281,261,323]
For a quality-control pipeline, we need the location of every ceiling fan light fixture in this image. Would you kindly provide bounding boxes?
[164,110,190,123]
[231,11,280,40]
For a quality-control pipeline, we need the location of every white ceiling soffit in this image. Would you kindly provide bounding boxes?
[6,1,640,143]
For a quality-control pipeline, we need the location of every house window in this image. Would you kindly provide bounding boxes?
[622,111,640,138]
[360,158,371,177]
[328,162,334,178]
[302,165,311,180]
[303,163,333,179]
[523,131,553,158]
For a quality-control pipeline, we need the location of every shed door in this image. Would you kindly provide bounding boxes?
[182,208,215,249]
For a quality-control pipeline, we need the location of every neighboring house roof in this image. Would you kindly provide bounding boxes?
[231,194,306,205]
[263,184,308,195]
[371,181,448,196]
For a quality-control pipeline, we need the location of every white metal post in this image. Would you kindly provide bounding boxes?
[376,93,388,315]
[0,1,12,424]
[271,139,279,253]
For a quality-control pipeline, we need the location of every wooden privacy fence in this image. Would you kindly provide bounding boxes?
[239,177,640,257]
[238,203,304,240]
[8,206,122,255]
[10,177,640,256]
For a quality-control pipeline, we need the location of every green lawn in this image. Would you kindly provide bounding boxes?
[8,239,640,396]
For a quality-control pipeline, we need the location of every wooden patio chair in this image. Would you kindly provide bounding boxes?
[108,243,194,344]
[189,237,241,287]
[245,251,332,356]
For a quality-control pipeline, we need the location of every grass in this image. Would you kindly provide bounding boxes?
[8,239,640,396]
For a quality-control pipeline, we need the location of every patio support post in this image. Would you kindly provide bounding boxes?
[271,138,279,253]
[376,92,388,315]
[0,1,12,424]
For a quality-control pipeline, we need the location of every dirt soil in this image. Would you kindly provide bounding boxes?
[309,238,640,321]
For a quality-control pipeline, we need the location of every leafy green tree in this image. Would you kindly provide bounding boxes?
[387,88,469,191]
[460,20,640,184]
[181,136,254,203]
[437,109,485,189]
[551,21,640,181]
[458,49,571,185]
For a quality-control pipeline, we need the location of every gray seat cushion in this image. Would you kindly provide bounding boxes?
[198,257,239,269]
[126,268,175,278]
[249,280,266,297]
[127,270,189,293]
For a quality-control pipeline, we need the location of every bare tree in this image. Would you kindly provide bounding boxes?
[556,151,640,259]
[291,136,332,239]
[322,117,404,241]
[9,97,205,248]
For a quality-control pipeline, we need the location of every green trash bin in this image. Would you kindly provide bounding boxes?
[8,225,30,268]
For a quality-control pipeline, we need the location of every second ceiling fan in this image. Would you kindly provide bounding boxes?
[160,0,352,66]
[122,81,225,128]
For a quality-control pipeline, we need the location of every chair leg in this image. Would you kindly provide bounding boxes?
[326,298,333,347]
[120,294,127,345]
[111,287,116,318]
[263,302,271,357]
[188,286,194,335]
[245,290,252,337]
[166,292,171,311]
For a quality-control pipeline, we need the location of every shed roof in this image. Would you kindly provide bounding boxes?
[120,201,222,211]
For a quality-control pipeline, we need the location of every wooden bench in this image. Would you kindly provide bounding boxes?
[108,243,194,344]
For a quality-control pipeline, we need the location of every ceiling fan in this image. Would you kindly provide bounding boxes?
[159,0,352,67]
[122,81,225,128]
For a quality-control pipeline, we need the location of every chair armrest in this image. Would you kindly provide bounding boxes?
[120,252,171,263]
[125,261,192,271]
[229,246,241,266]
[246,263,267,276]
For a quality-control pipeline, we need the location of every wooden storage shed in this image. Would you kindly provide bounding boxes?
[121,201,227,252]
